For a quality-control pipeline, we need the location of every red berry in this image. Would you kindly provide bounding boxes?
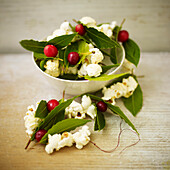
[67,52,80,65]
[96,101,107,112]
[75,24,86,36]
[35,129,47,142]
[44,45,58,57]
[118,30,129,42]
[47,99,59,111]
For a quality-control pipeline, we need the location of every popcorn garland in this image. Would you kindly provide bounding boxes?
[23,76,138,154]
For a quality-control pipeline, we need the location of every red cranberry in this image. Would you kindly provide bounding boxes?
[96,101,107,112]
[67,52,80,65]
[44,45,58,57]
[118,30,129,42]
[47,99,59,111]
[35,129,47,142]
[75,24,86,36]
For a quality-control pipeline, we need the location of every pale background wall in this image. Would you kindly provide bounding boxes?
[0,0,170,53]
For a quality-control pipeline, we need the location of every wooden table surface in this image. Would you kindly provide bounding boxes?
[0,53,170,170]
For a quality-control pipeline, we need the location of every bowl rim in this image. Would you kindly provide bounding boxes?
[32,44,125,83]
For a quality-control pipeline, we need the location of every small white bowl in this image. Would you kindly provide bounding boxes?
[32,45,125,95]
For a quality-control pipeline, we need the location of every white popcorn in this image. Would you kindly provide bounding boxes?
[102,76,138,104]
[53,29,66,37]
[88,48,104,64]
[121,59,134,73]
[88,43,94,50]
[110,21,117,29]
[65,100,85,119]
[111,82,128,98]
[65,95,97,119]
[44,59,60,77]
[94,21,116,38]
[46,34,56,41]
[46,21,73,41]
[102,87,116,101]
[122,76,138,98]
[45,126,91,154]
[45,134,62,154]
[86,64,102,77]
[60,21,73,35]
[73,125,91,149]
[59,132,74,148]
[80,16,96,27]
[96,24,113,38]
[78,48,103,78]
[86,104,97,119]
[81,95,92,110]
[24,104,42,137]
[78,63,88,77]
[45,132,74,154]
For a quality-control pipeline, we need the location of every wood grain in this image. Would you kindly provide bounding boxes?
[0,53,170,169]
[0,0,170,53]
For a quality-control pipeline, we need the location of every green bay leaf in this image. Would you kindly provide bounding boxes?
[110,47,118,64]
[102,64,120,74]
[35,100,49,119]
[109,26,121,64]
[85,27,120,49]
[40,119,91,144]
[48,33,77,48]
[122,83,143,117]
[78,40,89,54]
[44,110,65,131]
[94,111,105,131]
[123,39,140,67]
[113,26,121,41]
[20,40,47,53]
[34,52,54,60]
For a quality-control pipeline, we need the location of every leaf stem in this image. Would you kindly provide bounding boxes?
[137,75,145,78]
[69,23,75,32]
[63,90,65,100]
[73,19,78,24]
[120,18,126,29]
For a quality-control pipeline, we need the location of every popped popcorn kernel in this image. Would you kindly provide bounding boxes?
[44,59,60,77]
[102,76,138,105]
[80,16,96,28]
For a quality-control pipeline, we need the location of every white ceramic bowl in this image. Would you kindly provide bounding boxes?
[32,45,125,95]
